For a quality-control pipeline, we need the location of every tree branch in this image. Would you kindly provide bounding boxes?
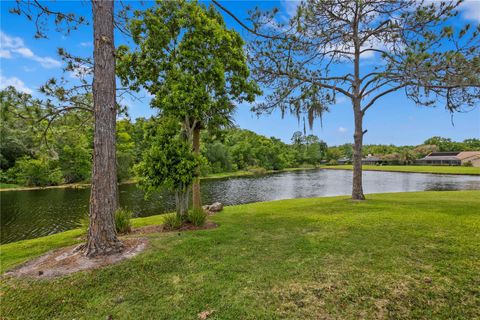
[362,84,406,114]
[212,0,285,40]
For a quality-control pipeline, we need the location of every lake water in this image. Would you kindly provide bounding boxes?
[1,169,480,244]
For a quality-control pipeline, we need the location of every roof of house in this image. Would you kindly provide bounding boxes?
[419,156,460,161]
[457,151,480,160]
[419,151,480,161]
[428,152,460,157]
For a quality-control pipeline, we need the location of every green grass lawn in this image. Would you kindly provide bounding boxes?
[325,164,480,175]
[1,191,479,319]
[0,183,22,189]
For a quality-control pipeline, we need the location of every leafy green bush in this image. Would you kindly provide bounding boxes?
[11,157,63,186]
[56,132,92,184]
[115,208,132,234]
[462,161,473,167]
[163,213,183,230]
[187,208,206,226]
[0,169,12,183]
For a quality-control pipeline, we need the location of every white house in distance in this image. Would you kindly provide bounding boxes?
[416,151,480,167]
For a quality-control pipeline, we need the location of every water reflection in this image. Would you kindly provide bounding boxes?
[1,169,479,243]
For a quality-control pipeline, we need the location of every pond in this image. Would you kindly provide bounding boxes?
[1,169,480,244]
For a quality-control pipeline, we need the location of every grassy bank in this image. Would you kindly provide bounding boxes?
[325,164,480,175]
[2,191,479,319]
[0,183,22,189]
[0,182,91,192]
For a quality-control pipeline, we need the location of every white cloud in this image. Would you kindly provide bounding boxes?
[335,96,348,105]
[337,126,348,133]
[0,30,61,68]
[0,75,32,94]
[23,66,36,72]
[459,0,480,22]
[0,49,11,58]
[33,56,61,68]
[0,31,23,48]
[13,47,34,58]
[80,41,92,47]
[282,0,301,18]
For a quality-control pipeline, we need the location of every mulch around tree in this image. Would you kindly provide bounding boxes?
[5,221,218,279]
[5,238,148,279]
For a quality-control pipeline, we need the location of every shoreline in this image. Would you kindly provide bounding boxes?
[0,167,319,192]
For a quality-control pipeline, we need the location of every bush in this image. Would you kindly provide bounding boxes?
[163,213,183,230]
[58,143,92,183]
[462,161,473,167]
[0,169,13,183]
[115,208,132,234]
[11,157,63,186]
[187,207,207,226]
[327,159,339,165]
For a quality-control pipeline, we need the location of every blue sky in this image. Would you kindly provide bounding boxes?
[1,0,479,146]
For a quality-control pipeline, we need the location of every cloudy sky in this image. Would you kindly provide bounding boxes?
[0,0,479,145]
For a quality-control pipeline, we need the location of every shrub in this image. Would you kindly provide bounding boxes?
[58,142,92,183]
[0,169,13,184]
[462,161,473,167]
[115,208,132,234]
[163,213,183,230]
[187,207,207,226]
[12,157,63,186]
[327,159,339,165]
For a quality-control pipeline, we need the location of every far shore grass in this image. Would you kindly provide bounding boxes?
[0,183,22,189]
[325,164,480,175]
[1,190,479,319]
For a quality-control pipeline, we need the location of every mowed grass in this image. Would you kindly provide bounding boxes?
[0,183,22,190]
[325,164,480,175]
[1,191,480,319]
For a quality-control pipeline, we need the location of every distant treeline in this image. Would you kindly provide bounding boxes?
[1,102,478,187]
[328,136,480,165]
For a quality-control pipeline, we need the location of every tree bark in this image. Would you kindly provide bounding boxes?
[352,100,365,200]
[175,185,190,218]
[192,124,202,210]
[83,0,123,257]
[351,4,365,201]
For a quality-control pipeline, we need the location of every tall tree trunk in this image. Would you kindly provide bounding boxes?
[175,184,189,218]
[351,5,365,201]
[192,124,202,210]
[352,98,365,200]
[83,0,123,257]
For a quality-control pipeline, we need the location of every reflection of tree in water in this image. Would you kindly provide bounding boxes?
[425,180,480,191]
[424,182,460,191]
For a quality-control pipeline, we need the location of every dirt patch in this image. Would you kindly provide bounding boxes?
[5,238,148,279]
[131,221,218,235]
[5,221,217,279]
